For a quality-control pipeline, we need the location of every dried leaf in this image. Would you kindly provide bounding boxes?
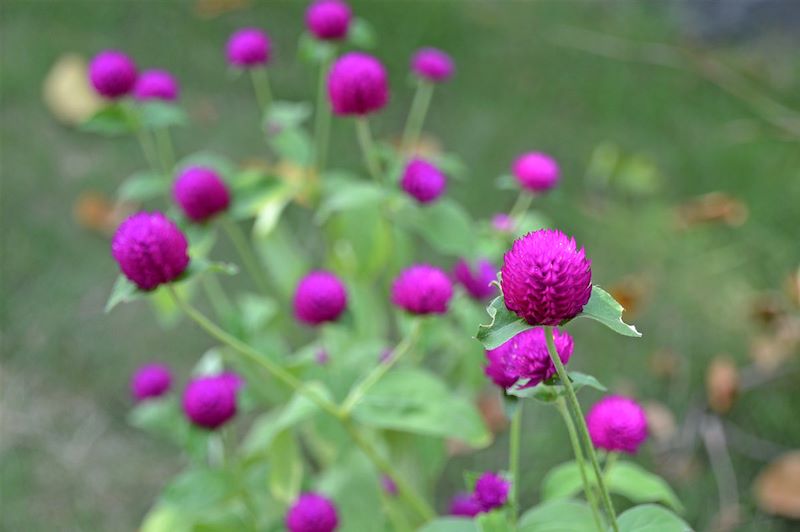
[750,295,784,326]
[706,356,739,415]
[391,133,443,158]
[674,192,748,230]
[193,0,250,19]
[477,392,508,434]
[643,401,677,444]
[608,274,650,320]
[755,451,800,519]
[73,191,135,235]
[749,317,800,372]
[42,53,104,126]
[649,349,681,379]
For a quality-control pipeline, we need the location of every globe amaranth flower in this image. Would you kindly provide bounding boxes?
[501,229,592,326]
[411,47,454,82]
[474,472,510,512]
[491,213,514,233]
[512,152,560,192]
[400,158,446,204]
[306,0,352,41]
[587,395,648,454]
[391,264,453,315]
[130,363,172,401]
[327,52,389,116]
[172,166,231,223]
[293,271,348,325]
[111,212,190,291]
[484,347,519,389]
[133,69,179,101]
[89,50,137,99]
[182,374,240,430]
[490,328,573,389]
[449,492,482,517]
[227,28,271,67]
[454,258,497,300]
[286,492,339,532]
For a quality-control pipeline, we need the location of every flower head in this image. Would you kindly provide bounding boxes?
[501,229,592,325]
[293,271,348,325]
[400,158,446,204]
[133,69,179,101]
[488,328,573,388]
[327,52,389,116]
[111,212,190,291]
[484,347,519,389]
[411,47,454,82]
[306,0,352,41]
[227,28,271,67]
[89,50,137,99]
[449,492,482,517]
[173,166,231,223]
[286,492,339,532]
[491,213,514,233]
[130,363,172,401]
[182,374,239,430]
[454,258,497,300]
[512,152,560,192]
[391,264,453,315]
[474,472,510,511]
[587,395,648,454]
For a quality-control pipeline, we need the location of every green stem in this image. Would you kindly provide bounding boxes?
[200,274,235,325]
[556,398,605,532]
[544,326,619,532]
[508,400,523,524]
[135,129,160,175]
[154,127,176,175]
[401,80,434,156]
[219,216,270,295]
[313,55,333,174]
[604,452,619,476]
[508,191,534,224]
[355,117,381,182]
[249,67,273,117]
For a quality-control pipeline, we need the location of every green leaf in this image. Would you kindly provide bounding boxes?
[265,100,313,132]
[182,258,239,279]
[297,33,336,65]
[105,275,144,312]
[475,296,531,350]
[418,518,479,532]
[518,499,599,532]
[348,17,377,48]
[398,199,474,256]
[494,174,517,190]
[118,171,168,201]
[160,468,235,513]
[230,177,283,221]
[178,152,237,180]
[576,285,641,337]
[540,461,590,501]
[252,183,294,238]
[353,368,491,448]
[79,103,137,136]
[269,127,313,165]
[617,504,692,532]
[139,101,188,130]
[140,505,192,532]
[566,372,607,392]
[507,382,559,403]
[315,180,386,224]
[477,509,511,532]
[268,430,303,504]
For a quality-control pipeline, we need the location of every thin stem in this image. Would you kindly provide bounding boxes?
[556,398,605,532]
[154,127,176,175]
[249,67,273,117]
[200,274,235,325]
[508,400,523,524]
[135,129,160,175]
[508,191,534,224]
[401,80,434,155]
[313,55,333,174]
[219,216,270,295]
[604,451,619,477]
[355,117,381,182]
[544,326,619,532]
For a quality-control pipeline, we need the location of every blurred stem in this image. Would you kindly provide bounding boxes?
[200,274,235,326]
[135,129,160,176]
[508,191,533,224]
[249,67,273,117]
[544,326,619,532]
[508,401,523,524]
[401,80,434,155]
[219,216,270,295]
[355,117,381,182]
[556,398,605,532]
[313,54,334,175]
[604,451,618,476]
[154,127,176,175]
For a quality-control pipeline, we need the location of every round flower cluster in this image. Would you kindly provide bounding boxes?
[285,492,339,532]
[449,471,510,517]
[327,52,389,116]
[89,50,138,99]
[587,395,649,454]
[134,69,179,101]
[294,271,349,325]
[227,28,271,67]
[130,363,172,401]
[173,166,231,223]
[400,158,446,204]
[306,0,352,41]
[453,258,497,300]
[512,152,560,192]
[391,264,453,315]
[182,372,243,430]
[484,328,573,389]
[411,47,455,83]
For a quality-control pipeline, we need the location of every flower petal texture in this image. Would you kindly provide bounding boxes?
[89,50,137,99]
[512,152,560,192]
[474,471,510,511]
[286,492,339,532]
[133,69,179,101]
[391,264,453,315]
[327,52,388,116]
[306,0,352,41]
[293,270,348,325]
[173,166,231,222]
[182,374,238,430]
[449,492,482,517]
[227,28,271,67]
[485,327,573,389]
[411,47,454,82]
[401,158,446,204]
[587,395,648,454]
[454,258,496,300]
[130,363,172,401]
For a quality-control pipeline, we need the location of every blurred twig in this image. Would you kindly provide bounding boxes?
[700,414,741,531]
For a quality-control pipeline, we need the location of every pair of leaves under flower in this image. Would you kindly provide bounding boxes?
[80,101,187,136]
[506,371,607,404]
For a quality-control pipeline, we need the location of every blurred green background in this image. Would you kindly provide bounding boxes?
[2,0,799,531]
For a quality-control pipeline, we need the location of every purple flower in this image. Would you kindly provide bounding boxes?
[454,258,497,300]
[473,472,510,512]
[483,347,519,390]
[133,69,179,101]
[227,28,271,68]
[111,212,190,291]
[286,492,339,532]
[306,0,352,41]
[130,363,172,401]
[400,158,446,204]
[501,229,592,326]
[88,50,137,99]
[490,328,573,388]
[217,371,245,393]
[491,213,514,233]
[172,166,231,223]
[381,475,398,496]
[293,271,348,325]
[411,47,454,83]
[391,264,453,315]
[587,395,649,454]
[327,52,389,116]
[512,152,560,192]
[182,374,238,430]
[449,492,482,517]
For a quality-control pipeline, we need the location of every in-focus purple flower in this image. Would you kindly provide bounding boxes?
[227,28,271,68]
[306,0,352,41]
[491,213,514,233]
[501,229,592,326]
[89,50,137,99]
[111,212,190,291]
[391,264,453,315]
[286,492,339,532]
[411,47,454,83]
[483,347,519,390]
[133,69,179,101]
[182,374,238,430]
[512,152,560,192]
[488,328,573,389]
[130,363,172,401]
[327,52,389,116]
[173,166,231,223]
[449,492,482,517]
[293,271,348,325]
[400,158,446,204]
[454,258,497,300]
[473,472,510,512]
[381,475,398,496]
[587,395,648,454]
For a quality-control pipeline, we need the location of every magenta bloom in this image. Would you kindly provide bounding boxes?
[484,347,519,389]
[286,492,339,532]
[454,258,496,300]
[172,166,231,223]
[111,212,189,291]
[293,271,348,325]
[130,363,171,401]
[400,158,446,204]
[474,472,510,512]
[411,47,454,83]
[182,375,238,430]
[88,50,137,99]
[381,475,398,496]
[227,28,271,67]
[491,213,514,233]
[391,264,453,315]
[306,0,352,41]
[501,229,592,326]
[587,395,649,454]
[492,328,573,388]
[449,492,482,517]
[133,69,179,101]
[327,52,389,116]
[512,152,560,192]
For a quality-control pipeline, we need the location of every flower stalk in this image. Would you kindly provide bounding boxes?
[249,67,273,116]
[508,400,523,524]
[402,80,434,155]
[355,117,381,182]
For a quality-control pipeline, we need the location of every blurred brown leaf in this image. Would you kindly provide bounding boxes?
[608,274,650,320]
[73,191,134,236]
[674,192,748,230]
[786,268,800,308]
[391,133,443,159]
[755,451,800,519]
[643,401,677,444]
[749,316,800,372]
[42,53,104,126]
[649,349,681,379]
[750,295,785,326]
[193,0,250,19]
[706,356,739,415]
[477,392,508,434]
[273,160,316,206]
